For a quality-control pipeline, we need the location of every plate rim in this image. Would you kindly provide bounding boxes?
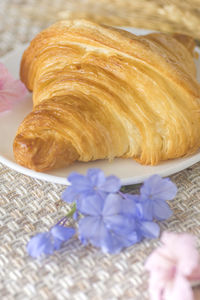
[1,150,200,185]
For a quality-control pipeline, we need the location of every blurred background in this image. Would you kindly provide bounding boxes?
[0,0,200,56]
[0,2,200,300]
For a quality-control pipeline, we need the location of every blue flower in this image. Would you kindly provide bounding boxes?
[62,168,121,204]
[77,193,139,254]
[27,232,54,257]
[27,225,75,258]
[28,170,178,258]
[136,220,160,240]
[139,175,177,220]
[121,193,160,240]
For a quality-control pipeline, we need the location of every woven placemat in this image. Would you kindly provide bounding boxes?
[0,1,200,299]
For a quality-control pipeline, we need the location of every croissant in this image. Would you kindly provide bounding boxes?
[13,19,200,172]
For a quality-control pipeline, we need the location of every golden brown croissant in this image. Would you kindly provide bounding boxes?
[13,19,200,172]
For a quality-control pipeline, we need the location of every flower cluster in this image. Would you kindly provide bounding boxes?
[27,169,177,257]
[145,231,200,300]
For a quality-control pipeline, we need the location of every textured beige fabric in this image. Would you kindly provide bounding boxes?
[0,1,200,300]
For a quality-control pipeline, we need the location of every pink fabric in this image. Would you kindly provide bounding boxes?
[145,231,200,300]
[0,63,27,113]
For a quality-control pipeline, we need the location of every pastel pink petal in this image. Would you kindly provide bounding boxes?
[175,236,199,276]
[161,232,199,276]
[3,78,27,96]
[159,232,180,259]
[146,250,175,300]
[161,231,177,245]
[164,274,194,300]
[179,252,200,277]
[145,249,160,271]
[0,80,27,113]
[145,248,174,275]
[148,273,165,300]
[161,232,196,251]
[188,264,200,281]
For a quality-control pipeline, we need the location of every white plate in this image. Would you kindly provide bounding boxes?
[0,28,200,186]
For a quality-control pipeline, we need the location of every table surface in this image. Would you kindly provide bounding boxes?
[0,1,200,299]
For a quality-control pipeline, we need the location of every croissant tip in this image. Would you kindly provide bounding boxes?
[13,133,79,172]
[13,134,45,171]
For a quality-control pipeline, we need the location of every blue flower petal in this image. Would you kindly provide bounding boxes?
[126,230,142,244]
[68,172,85,182]
[121,194,139,216]
[102,193,123,216]
[139,221,160,239]
[89,221,109,249]
[78,211,139,254]
[104,215,136,235]
[78,216,102,243]
[87,168,105,186]
[99,175,121,193]
[136,200,153,221]
[79,235,88,245]
[73,211,79,220]
[102,193,137,217]
[122,230,141,245]
[100,230,126,254]
[140,175,177,201]
[53,237,63,250]
[27,232,54,258]
[68,172,93,194]
[61,185,79,203]
[77,194,104,216]
[78,216,127,254]
[117,230,141,248]
[100,230,140,254]
[153,200,173,220]
[51,225,75,241]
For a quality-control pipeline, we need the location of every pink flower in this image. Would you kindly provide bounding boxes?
[0,63,28,113]
[145,231,200,300]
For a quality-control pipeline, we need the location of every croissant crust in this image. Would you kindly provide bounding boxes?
[13,19,200,171]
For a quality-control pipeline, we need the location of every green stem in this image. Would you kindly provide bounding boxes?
[66,203,77,218]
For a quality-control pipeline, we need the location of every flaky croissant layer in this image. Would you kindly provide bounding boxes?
[13,19,200,171]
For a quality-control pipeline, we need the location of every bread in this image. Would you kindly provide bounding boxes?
[13,19,200,171]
